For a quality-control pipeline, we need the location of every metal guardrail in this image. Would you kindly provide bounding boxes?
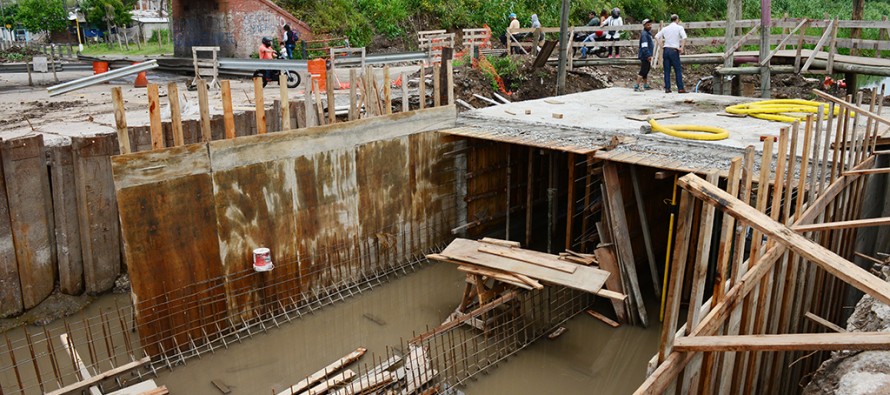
[47,60,158,97]
[0,63,93,73]
[217,51,428,73]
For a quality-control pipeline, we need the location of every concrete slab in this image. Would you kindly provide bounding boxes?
[456,87,869,173]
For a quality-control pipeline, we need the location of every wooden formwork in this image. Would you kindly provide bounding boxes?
[637,89,890,394]
[109,69,459,359]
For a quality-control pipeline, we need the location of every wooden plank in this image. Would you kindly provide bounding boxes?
[594,244,628,323]
[147,84,164,150]
[586,309,621,328]
[658,190,694,363]
[327,69,338,123]
[844,167,890,176]
[802,20,835,72]
[453,264,536,290]
[279,74,291,131]
[446,59,454,105]
[168,83,185,146]
[418,62,426,110]
[276,348,367,395]
[631,165,661,296]
[2,135,55,310]
[44,356,150,395]
[672,333,890,352]
[433,64,441,107]
[48,145,83,296]
[436,239,609,294]
[793,216,890,232]
[382,66,391,115]
[111,87,131,154]
[624,113,679,122]
[678,173,890,307]
[73,135,121,294]
[349,69,358,120]
[476,244,577,274]
[603,162,648,327]
[254,77,267,135]
[221,80,236,139]
[479,237,521,248]
[401,71,409,113]
[805,311,846,333]
[197,79,213,142]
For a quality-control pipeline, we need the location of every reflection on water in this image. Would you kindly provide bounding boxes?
[857,75,890,90]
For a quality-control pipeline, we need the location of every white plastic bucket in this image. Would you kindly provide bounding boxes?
[252,247,274,272]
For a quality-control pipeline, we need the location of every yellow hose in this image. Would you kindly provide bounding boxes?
[725,99,848,123]
[648,119,730,141]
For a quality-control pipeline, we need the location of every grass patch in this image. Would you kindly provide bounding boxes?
[80,42,174,57]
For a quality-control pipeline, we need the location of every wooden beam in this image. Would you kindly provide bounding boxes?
[197,79,212,141]
[565,153,576,251]
[631,165,661,296]
[678,173,890,307]
[221,80,236,139]
[793,217,890,232]
[801,19,835,72]
[167,83,184,146]
[275,348,367,395]
[804,312,846,333]
[760,19,809,66]
[813,89,890,126]
[279,73,291,131]
[45,357,150,395]
[844,167,890,176]
[111,87,131,154]
[604,162,648,327]
[672,332,890,352]
[147,84,164,150]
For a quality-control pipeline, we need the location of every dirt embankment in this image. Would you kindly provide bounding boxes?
[803,271,890,395]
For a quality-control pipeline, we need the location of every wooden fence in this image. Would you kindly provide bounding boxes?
[464,16,890,73]
[637,89,890,394]
[0,40,79,60]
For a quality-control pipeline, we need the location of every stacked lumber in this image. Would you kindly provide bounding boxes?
[428,238,617,299]
[277,346,436,395]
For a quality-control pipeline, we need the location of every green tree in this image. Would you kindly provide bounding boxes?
[80,0,133,27]
[0,3,20,28]
[16,0,68,34]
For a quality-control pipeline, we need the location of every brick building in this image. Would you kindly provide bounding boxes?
[172,0,310,58]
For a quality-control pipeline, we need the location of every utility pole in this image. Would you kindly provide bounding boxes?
[759,0,771,98]
[556,0,569,95]
[848,0,865,88]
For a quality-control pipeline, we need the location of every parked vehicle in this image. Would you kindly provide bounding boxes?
[253,52,301,88]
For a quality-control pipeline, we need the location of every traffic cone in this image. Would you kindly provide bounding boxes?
[133,62,148,88]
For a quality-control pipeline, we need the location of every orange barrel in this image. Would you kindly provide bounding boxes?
[307,58,326,91]
[92,61,109,75]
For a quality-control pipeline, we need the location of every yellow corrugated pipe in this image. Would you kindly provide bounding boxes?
[648,119,730,141]
[725,99,846,123]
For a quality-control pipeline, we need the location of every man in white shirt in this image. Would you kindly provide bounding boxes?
[654,14,688,93]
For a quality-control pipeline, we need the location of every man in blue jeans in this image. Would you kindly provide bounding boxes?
[655,14,687,93]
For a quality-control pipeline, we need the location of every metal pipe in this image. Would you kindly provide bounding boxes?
[47,60,158,96]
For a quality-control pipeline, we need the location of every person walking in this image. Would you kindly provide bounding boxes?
[655,14,687,93]
[634,19,654,92]
[603,8,623,58]
[283,24,297,59]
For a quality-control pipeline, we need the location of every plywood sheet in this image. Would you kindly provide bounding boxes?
[438,239,609,294]
[2,135,55,309]
[114,154,225,354]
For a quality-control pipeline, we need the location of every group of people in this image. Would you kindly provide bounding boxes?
[258,24,301,61]
[504,10,688,94]
[579,8,624,59]
[636,14,687,93]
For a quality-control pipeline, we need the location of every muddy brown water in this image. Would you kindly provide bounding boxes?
[1,263,661,394]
